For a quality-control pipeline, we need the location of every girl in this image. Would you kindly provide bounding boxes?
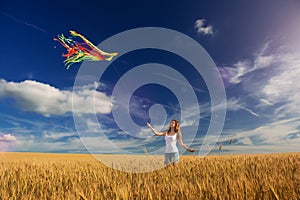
[147,119,195,165]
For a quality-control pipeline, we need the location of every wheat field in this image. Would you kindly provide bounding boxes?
[0,152,299,199]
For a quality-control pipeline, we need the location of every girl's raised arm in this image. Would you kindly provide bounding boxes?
[146,122,166,136]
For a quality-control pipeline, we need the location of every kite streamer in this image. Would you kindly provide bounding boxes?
[54,30,118,69]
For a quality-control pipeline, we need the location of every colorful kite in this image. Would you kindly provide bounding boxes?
[54,30,118,69]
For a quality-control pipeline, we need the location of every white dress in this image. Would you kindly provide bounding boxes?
[164,133,179,153]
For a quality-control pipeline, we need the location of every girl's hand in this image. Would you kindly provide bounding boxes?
[146,122,152,128]
[188,148,195,153]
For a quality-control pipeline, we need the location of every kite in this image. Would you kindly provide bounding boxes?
[54,30,118,69]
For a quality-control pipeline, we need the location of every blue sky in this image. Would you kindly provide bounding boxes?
[0,0,299,154]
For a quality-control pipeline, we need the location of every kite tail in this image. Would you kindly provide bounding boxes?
[53,34,70,49]
[70,30,118,57]
[105,52,119,61]
[54,30,119,69]
[70,30,99,52]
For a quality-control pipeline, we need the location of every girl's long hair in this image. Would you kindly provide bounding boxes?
[167,119,180,133]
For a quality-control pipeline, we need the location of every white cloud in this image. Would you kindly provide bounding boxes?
[258,99,273,107]
[197,117,300,154]
[16,135,86,153]
[194,19,213,35]
[219,42,276,85]
[235,137,253,145]
[0,79,112,116]
[216,42,300,153]
[16,130,157,154]
[0,133,17,152]
[231,117,300,146]
[259,52,300,118]
[42,131,76,140]
[254,55,274,70]
[220,41,300,120]
[0,133,17,142]
[208,98,260,118]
